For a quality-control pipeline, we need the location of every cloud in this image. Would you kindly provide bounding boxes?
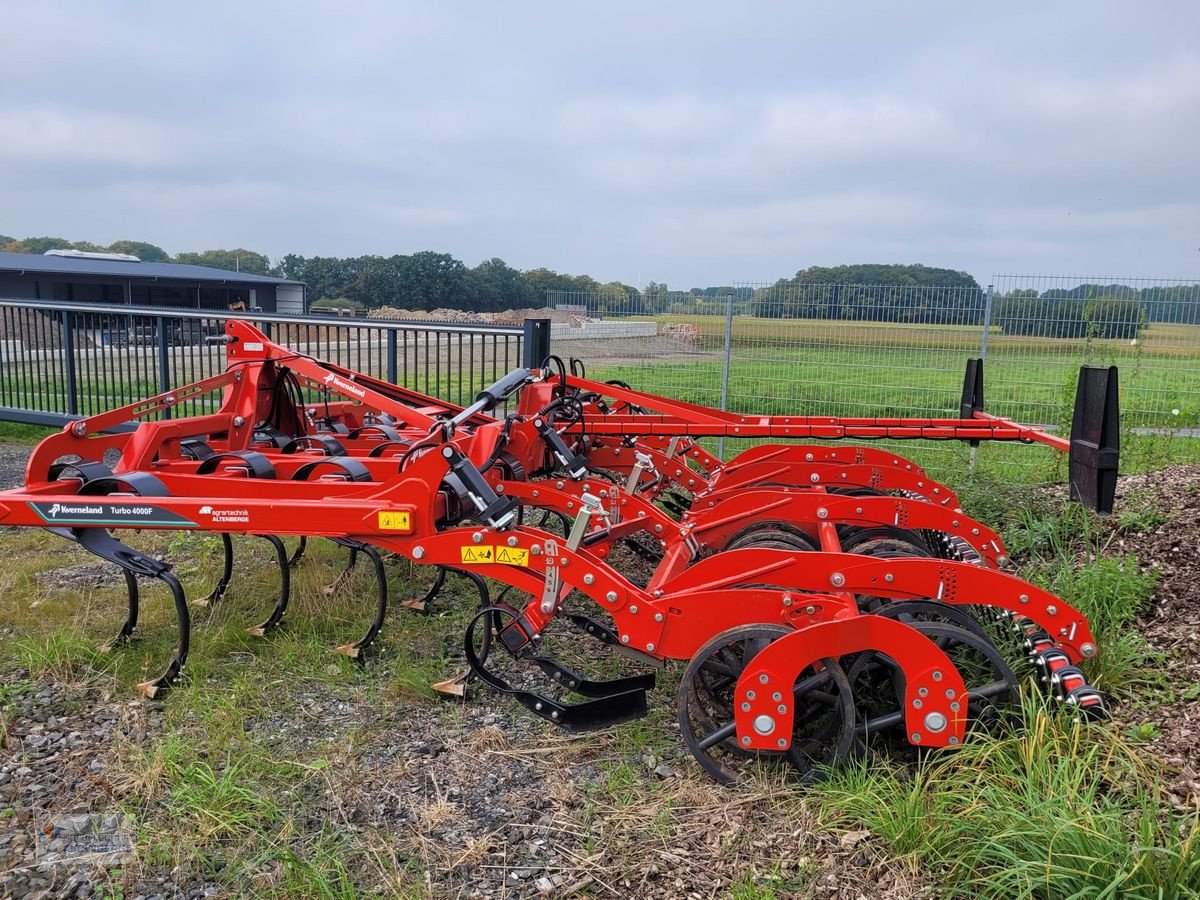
[0,106,177,166]
[0,1,1196,285]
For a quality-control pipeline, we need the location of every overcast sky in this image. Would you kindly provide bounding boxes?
[1,2,1197,287]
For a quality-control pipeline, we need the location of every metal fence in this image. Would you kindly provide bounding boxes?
[546,276,1200,479]
[0,300,528,426]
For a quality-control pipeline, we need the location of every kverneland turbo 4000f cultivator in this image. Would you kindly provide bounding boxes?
[0,321,1120,784]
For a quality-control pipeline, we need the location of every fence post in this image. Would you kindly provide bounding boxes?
[156,316,171,418]
[980,283,994,364]
[969,284,995,477]
[62,310,78,417]
[522,318,551,369]
[718,294,734,459]
[386,328,398,384]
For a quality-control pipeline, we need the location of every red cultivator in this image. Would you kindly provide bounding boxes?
[0,320,1120,784]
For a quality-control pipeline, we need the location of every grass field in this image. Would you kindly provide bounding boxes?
[563,315,1200,484]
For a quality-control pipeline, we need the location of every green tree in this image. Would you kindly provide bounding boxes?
[106,240,170,262]
[174,248,271,275]
[397,251,468,310]
[4,236,76,254]
[467,258,536,312]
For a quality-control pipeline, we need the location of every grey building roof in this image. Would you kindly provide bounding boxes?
[0,251,302,285]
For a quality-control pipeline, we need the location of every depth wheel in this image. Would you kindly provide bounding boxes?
[678,624,855,786]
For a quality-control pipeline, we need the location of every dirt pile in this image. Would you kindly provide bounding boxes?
[366,307,585,326]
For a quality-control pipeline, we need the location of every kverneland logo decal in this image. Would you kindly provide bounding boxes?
[322,372,366,399]
[28,501,197,527]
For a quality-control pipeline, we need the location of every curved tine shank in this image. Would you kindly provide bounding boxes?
[136,572,190,699]
[336,545,389,659]
[195,533,234,607]
[247,534,291,636]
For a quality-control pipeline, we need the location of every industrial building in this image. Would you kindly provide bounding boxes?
[0,250,305,313]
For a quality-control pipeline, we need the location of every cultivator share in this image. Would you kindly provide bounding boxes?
[0,320,1121,785]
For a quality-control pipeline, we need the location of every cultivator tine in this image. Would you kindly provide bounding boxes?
[110,569,140,648]
[136,572,190,699]
[195,533,234,607]
[246,535,291,636]
[403,566,448,612]
[288,536,308,568]
[324,544,360,596]
[432,568,491,697]
[66,528,190,698]
[334,543,388,659]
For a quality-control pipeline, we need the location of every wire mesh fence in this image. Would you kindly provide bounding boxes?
[546,275,1200,481]
[0,301,525,425]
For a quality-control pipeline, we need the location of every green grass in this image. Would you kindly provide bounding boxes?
[814,695,1200,899]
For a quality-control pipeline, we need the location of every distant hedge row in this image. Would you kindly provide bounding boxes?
[994,296,1144,339]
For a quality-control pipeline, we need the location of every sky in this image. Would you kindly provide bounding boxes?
[1,1,1197,288]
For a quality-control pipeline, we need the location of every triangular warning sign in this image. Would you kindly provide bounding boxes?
[463,548,478,562]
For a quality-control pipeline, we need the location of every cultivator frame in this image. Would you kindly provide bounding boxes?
[0,320,1119,784]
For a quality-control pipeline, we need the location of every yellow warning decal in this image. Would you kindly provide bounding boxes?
[460,545,495,564]
[494,546,529,567]
[378,511,412,531]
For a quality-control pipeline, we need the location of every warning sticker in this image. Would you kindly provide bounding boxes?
[494,546,529,566]
[378,511,412,531]
[460,545,495,564]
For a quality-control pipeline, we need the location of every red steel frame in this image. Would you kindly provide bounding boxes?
[0,320,1101,762]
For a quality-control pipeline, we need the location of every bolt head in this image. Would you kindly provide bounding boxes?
[645,643,655,652]
[620,635,629,644]
[1080,642,1097,658]
[413,546,425,560]
[830,573,845,588]
[741,702,751,711]
[71,422,87,437]
[1046,605,1057,615]
[758,674,768,684]
[606,591,618,603]
[741,736,752,746]
[924,712,948,733]
[654,613,664,622]
[583,574,595,585]
[629,605,638,614]
[472,532,483,544]
[810,473,820,483]
[232,415,245,427]
[752,714,775,735]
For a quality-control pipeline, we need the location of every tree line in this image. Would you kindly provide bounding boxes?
[3,236,1195,333]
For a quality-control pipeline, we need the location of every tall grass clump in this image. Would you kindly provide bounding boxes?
[815,692,1200,899]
